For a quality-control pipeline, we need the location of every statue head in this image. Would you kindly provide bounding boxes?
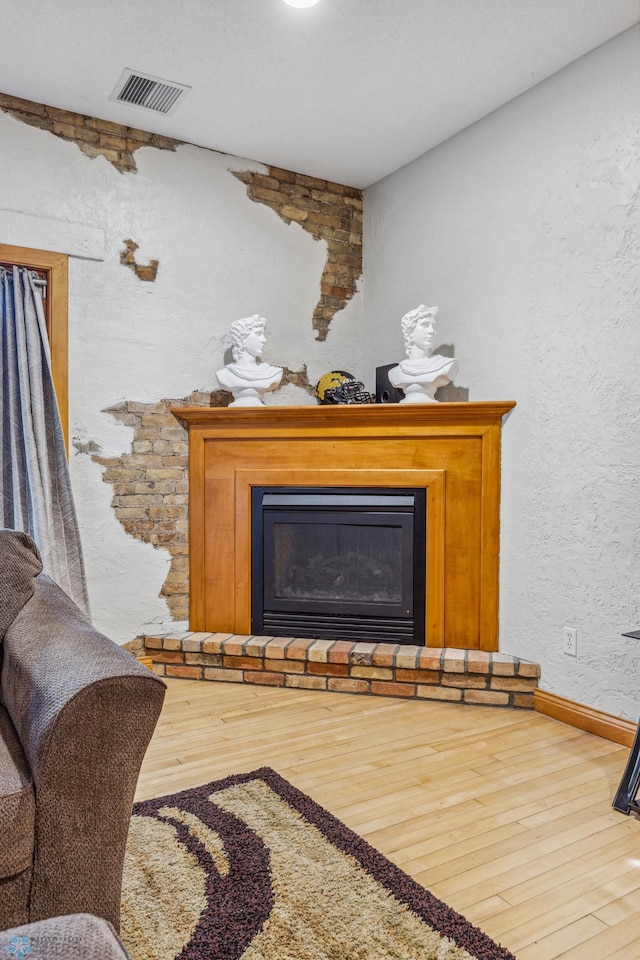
[401,304,439,357]
[229,314,267,362]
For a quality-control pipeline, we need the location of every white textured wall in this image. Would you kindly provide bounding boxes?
[363,27,640,718]
[1,116,363,642]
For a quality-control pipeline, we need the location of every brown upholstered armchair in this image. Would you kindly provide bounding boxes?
[0,531,166,932]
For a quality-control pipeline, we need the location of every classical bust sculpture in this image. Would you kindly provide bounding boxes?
[215,315,283,407]
[387,305,458,404]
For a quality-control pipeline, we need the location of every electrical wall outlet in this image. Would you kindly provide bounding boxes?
[563,626,578,657]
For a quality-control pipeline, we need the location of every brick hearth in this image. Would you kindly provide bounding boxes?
[139,633,540,709]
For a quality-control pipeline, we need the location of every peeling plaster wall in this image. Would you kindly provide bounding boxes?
[233,167,363,341]
[0,109,363,643]
[363,27,640,718]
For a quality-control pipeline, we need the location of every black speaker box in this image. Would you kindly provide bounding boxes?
[375,364,404,404]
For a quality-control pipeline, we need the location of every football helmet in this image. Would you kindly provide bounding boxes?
[314,370,373,405]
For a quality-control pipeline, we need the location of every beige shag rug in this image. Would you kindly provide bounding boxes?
[122,768,516,960]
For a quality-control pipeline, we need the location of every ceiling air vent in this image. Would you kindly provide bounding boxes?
[109,69,191,116]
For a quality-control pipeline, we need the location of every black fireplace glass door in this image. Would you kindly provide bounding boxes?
[265,511,412,617]
[251,488,426,644]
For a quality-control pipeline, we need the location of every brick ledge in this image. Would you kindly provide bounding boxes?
[140,633,540,709]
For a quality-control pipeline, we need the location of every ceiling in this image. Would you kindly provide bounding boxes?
[1,0,638,188]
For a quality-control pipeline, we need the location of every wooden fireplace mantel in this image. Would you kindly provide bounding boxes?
[173,401,515,651]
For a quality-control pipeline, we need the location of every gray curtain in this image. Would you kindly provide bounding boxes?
[1,265,90,616]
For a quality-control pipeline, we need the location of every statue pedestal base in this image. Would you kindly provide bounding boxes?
[399,383,438,404]
[216,363,283,407]
[229,387,267,407]
[388,357,458,405]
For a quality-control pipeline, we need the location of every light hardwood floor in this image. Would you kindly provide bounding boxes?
[136,678,640,960]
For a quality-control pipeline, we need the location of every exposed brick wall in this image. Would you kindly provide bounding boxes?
[84,369,316,621]
[120,239,159,280]
[2,91,363,623]
[1,92,362,342]
[85,391,214,621]
[234,167,363,341]
[2,92,363,342]
[0,93,181,173]
[142,633,540,709]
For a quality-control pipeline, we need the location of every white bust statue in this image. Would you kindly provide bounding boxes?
[387,305,458,404]
[215,315,283,407]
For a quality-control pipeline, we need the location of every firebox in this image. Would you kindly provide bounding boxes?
[251,487,426,644]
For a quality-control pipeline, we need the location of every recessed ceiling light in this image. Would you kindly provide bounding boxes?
[283,0,321,7]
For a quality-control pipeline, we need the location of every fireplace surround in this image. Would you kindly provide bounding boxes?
[172,402,515,650]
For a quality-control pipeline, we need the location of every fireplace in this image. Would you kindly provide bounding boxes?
[171,402,515,650]
[251,487,426,644]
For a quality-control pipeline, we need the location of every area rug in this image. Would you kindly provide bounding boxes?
[122,767,516,960]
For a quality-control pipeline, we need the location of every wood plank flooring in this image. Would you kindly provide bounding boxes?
[136,678,640,959]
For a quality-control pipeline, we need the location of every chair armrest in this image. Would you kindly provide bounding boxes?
[1,575,166,928]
